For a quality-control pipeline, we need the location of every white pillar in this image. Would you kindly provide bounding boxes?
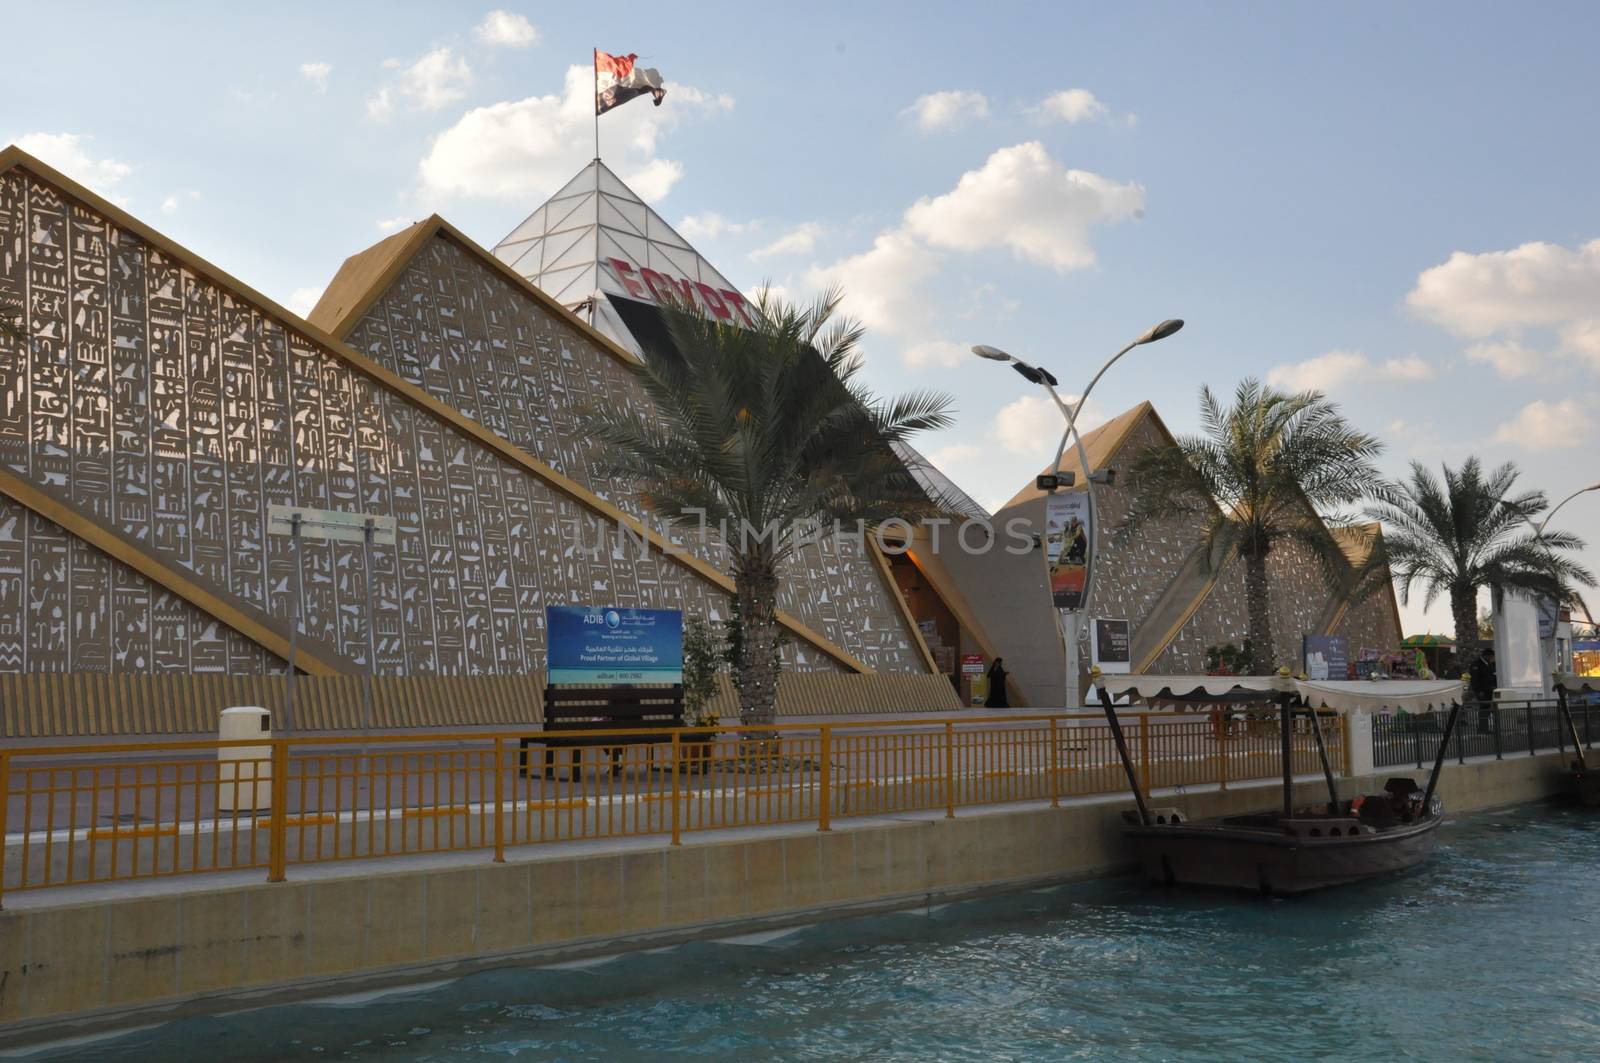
[1346,710,1375,778]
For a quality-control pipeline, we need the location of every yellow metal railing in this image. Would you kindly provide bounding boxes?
[0,711,1345,904]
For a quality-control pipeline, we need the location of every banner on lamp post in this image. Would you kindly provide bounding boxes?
[1044,491,1091,610]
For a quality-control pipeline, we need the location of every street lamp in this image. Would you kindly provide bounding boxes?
[972,319,1184,706]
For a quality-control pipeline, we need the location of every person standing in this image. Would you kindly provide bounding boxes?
[985,657,1011,709]
[1471,647,1497,734]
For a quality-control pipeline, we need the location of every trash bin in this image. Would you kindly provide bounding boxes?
[217,706,272,813]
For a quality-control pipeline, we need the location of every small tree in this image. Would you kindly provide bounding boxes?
[681,617,724,730]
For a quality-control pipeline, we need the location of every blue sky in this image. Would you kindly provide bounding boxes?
[4,1,1598,636]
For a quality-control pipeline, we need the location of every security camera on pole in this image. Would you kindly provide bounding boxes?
[972,319,1183,706]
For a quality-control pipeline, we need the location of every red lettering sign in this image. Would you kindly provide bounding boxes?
[606,258,647,300]
[607,257,757,327]
[695,282,732,320]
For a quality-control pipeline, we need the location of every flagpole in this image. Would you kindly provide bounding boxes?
[592,47,600,161]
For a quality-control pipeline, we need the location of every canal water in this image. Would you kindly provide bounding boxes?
[22,803,1600,1061]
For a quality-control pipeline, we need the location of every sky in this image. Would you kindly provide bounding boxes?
[4,1,1598,637]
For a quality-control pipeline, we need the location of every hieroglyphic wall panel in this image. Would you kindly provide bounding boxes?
[0,166,759,676]
[0,493,281,672]
[343,235,925,671]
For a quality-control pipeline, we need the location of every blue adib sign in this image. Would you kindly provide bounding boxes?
[545,606,685,685]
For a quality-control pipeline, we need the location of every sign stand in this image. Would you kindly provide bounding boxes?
[268,505,398,740]
[286,513,303,734]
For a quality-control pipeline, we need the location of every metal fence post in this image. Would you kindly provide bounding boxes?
[1492,699,1503,759]
[943,721,956,818]
[670,731,683,845]
[1413,713,1426,770]
[1527,701,1537,756]
[1048,717,1061,807]
[1139,714,1152,798]
[0,751,9,910]
[492,737,506,863]
[817,726,832,831]
[268,739,289,883]
[1219,719,1229,792]
[1341,711,1353,777]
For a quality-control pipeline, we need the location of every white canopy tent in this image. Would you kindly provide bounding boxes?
[1092,674,1467,714]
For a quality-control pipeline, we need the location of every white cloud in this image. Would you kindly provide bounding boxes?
[1408,240,1600,337]
[299,61,331,92]
[804,229,937,338]
[620,158,684,202]
[14,133,131,196]
[1461,340,1535,378]
[376,216,412,233]
[160,189,200,215]
[368,47,472,121]
[418,64,730,201]
[901,340,969,369]
[904,90,989,133]
[283,286,324,318]
[1408,238,1600,377]
[902,141,1143,271]
[677,212,753,240]
[801,141,1140,371]
[750,222,821,261]
[475,10,539,48]
[927,442,982,467]
[1267,349,1435,391]
[1033,88,1109,124]
[993,393,1104,456]
[1559,319,1600,371]
[1378,354,1434,380]
[1492,398,1589,451]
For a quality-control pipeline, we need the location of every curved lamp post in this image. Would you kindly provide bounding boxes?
[1537,481,1600,537]
[972,318,1183,705]
[1492,479,1599,692]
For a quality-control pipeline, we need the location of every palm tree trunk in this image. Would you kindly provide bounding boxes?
[1243,548,1275,675]
[1450,584,1480,672]
[730,556,781,728]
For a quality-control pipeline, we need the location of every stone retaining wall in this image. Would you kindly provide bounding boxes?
[0,748,1577,1046]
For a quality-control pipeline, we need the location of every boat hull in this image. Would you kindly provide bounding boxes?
[1569,768,1600,807]
[1125,816,1440,895]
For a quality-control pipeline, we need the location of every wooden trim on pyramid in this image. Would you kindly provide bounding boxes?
[310,215,643,371]
[866,539,941,676]
[0,146,871,675]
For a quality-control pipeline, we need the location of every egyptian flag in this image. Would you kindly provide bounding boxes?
[595,50,666,115]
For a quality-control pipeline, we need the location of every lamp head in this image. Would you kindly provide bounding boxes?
[971,344,1013,362]
[1011,362,1059,387]
[1135,318,1185,345]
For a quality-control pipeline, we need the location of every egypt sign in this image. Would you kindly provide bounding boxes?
[604,257,759,326]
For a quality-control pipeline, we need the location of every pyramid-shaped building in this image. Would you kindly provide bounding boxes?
[491,160,749,358]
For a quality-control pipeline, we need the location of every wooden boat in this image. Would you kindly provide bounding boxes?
[1124,779,1442,895]
[1093,674,1466,896]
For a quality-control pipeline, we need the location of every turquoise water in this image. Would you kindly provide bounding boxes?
[28,804,1600,1061]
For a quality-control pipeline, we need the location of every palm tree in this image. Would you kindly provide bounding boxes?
[580,291,954,726]
[1126,378,1384,675]
[1367,458,1595,667]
